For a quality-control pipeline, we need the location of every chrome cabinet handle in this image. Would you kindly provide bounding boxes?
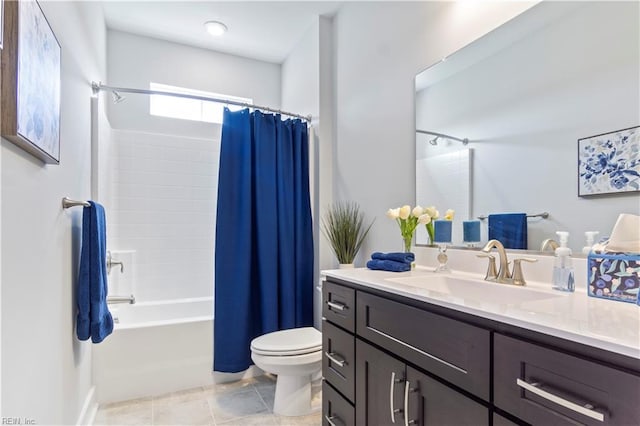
[368,326,467,374]
[403,381,417,426]
[325,352,346,367]
[324,415,341,426]
[390,372,403,423]
[326,300,347,311]
[516,379,605,422]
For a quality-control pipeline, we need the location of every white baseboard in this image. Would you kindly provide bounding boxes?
[76,386,98,426]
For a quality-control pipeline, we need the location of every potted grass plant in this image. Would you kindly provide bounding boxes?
[321,202,374,268]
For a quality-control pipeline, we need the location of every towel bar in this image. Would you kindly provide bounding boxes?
[62,197,90,208]
[478,212,549,220]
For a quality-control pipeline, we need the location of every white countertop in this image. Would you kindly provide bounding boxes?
[323,266,640,360]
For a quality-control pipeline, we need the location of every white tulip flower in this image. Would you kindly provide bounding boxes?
[418,214,431,225]
[445,209,455,220]
[399,205,411,220]
[425,206,439,219]
[412,206,424,218]
[386,208,400,219]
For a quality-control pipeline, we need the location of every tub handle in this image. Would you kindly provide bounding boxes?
[107,251,124,274]
[107,295,136,305]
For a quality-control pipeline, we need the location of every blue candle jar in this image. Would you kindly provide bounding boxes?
[463,220,481,243]
[433,220,452,243]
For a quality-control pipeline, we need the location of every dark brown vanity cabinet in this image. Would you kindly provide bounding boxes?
[322,277,640,426]
[356,339,488,426]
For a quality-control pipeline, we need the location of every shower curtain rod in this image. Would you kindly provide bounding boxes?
[416,129,469,145]
[91,81,312,122]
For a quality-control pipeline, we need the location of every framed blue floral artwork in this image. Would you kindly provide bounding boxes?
[578,126,640,196]
[1,0,60,164]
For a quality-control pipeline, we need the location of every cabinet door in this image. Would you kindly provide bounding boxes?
[323,381,355,426]
[323,319,355,403]
[356,339,406,426]
[495,333,640,426]
[405,366,489,426]
[323,280,356,332]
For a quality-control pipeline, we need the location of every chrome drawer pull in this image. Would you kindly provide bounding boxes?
[516,379,605,422]
[327,300,347,311]
[324,415,341,426]
[325,351,346,367]
[368,326,467,375]
[404,381,417,426]
[390,372,403,423]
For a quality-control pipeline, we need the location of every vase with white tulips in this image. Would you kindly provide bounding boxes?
[386,205,432,252]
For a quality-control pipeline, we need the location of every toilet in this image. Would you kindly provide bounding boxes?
[250,327,322,416]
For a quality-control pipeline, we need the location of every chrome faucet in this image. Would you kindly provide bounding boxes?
[540,238,559,252]
[479,239,538,286]
[481,239,511,282]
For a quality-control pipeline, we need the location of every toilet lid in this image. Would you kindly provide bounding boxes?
[251,327,322,356]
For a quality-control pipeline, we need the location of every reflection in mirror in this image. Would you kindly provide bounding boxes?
[415,1,640,252]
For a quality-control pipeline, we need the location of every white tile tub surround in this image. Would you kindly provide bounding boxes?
[416,149,471,246]
[93,298,214,404]
[108,129,219,302]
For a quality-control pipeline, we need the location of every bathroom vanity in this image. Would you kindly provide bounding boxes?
[320,268,640,426]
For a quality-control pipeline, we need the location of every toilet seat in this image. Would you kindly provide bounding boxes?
[251,327,321,356]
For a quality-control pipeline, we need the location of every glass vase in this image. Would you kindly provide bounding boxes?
[403,236,412,253]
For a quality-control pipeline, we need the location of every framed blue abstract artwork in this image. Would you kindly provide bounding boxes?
[1,0,60,164]
[578,126,640,197]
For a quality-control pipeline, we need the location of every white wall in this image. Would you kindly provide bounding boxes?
[281,16,335,328]
[416,2,640,251]
[332,1,537,258]
[1,2,107,424]
[107,30,281,139]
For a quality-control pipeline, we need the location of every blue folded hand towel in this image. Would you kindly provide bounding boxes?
[366,259,411,272]
[488,213,528,250]
[371,252,415,264]
[76,201,113,344]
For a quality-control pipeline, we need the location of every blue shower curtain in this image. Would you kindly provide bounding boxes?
[214,108,314,373]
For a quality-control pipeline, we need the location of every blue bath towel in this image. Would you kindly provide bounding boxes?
[76,201,113,343]
[488,213,528,250]
[366,259,411,272]
[371,252,415,264]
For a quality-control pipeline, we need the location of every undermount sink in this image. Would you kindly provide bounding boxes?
[385,275,564,304]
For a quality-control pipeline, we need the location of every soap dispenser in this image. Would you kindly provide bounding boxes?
[553,231,575,292]
[582,231,599,255]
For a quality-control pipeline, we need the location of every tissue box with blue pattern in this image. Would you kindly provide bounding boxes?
[587,250,640,304]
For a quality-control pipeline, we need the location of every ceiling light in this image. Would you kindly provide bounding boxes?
[204,21,227,37]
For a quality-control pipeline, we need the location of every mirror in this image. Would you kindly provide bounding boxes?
[415,1,640,253]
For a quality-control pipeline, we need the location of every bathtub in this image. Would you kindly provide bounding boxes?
[93,297,214,404]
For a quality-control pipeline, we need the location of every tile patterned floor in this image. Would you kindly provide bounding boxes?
[94,375,322,426]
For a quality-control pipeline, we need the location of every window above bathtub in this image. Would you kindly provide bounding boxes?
[149,82,253,124]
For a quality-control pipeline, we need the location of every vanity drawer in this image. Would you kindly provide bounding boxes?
[323,380,355,426]
[356,291,491,400]
[494,333,640,426]
[323,280,355,332]
[323,319,355,403]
